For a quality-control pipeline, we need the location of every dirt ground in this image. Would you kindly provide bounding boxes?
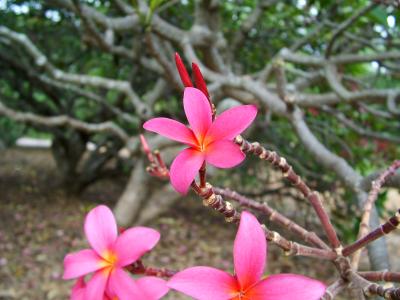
[0,148,398,299]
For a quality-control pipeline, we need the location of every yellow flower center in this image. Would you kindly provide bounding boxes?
[100,250,118,269]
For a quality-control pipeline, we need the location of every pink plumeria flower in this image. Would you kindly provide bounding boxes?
[144,87,257,194]
[168,211,326,299]
[70,277,87,300]
[70,277,111,300]
[70,276,168,300]
[63,205,169,300]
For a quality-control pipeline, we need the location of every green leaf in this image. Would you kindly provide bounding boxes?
[369,7,388,28]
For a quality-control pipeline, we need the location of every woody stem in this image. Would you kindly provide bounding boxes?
[194,183,337,260]
[342,209,400,257]
[214,187,329,249]
[127,260,176,278]
[199,161,206,188]
[234,136,342,250]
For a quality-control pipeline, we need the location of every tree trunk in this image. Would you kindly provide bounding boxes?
[135,183,181,225]
[113,159,150,226]
[51,130,87,193]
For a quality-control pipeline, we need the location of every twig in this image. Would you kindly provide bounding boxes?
[234,136,342,250]
[359,271,400,283]
[0,99,129,141]
[322,107,400,144]
[343,208,400,257]
[196,183,337,260]
[127,260,176,278]
[352,160,400,268]
[325,3,377,57]
[140,134,169,179]
[322,279,347,300]
[213,187,329,249]
[365,283,400,299]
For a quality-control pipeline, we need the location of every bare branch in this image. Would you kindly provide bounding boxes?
[0,98,129,141]
[322,106,400,144]
[0,26,151,118]
[325,3,377,57]
[214,187,329,249]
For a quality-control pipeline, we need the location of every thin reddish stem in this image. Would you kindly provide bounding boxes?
[127,260,176,278]
[343,209,400,257]
[199,162,206,188]
[214,187,329,249]
[140,134,154,163]
[359,271,400,283]
[235,136,342,250]
[352,160,400,268]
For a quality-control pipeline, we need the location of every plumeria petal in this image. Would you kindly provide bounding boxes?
[234,211,266,290]
[70,277,86,300]
[170,148,205,194]
[84,269,110,300]
[168,266,238,300]
[114,227,160,267]
[245,274,326,300]
[183,87,212,140]
[205,140,245,168]
[84,205,117,257]
[108,268,148,300]
[143,118,197,146]
[205,105,257,143]
[63,249,103,280]
[137,277,169,300]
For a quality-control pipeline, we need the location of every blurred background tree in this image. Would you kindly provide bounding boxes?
[0,0,399,272]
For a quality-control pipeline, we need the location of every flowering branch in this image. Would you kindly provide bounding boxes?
[234,135,342,251]
[213,187,329,249]
[140,127,400,298]
[202,183,337,259]
[139,134,169,179]
[139,138,337,260]
[138,54,400,299]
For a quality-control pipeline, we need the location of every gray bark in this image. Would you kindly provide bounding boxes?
[114,159,150,226]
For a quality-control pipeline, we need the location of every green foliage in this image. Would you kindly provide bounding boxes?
[0,118,25,146]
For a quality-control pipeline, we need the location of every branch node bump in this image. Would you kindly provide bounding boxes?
[334,246,344,256]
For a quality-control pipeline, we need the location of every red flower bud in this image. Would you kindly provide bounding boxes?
[175,53,193,87]
[192,62,210,99]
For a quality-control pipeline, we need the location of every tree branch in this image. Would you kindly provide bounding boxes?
[0,98,129,142]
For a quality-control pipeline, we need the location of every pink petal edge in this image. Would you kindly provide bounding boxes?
[233,211,267,291]
[108,268,148,300]
[246,274,326,300]
[205,104,257,143]
[84,270,109,300]
[84,205,118,257]
[183,87,212,141]
[137,277,169,300]
[63,249,102,280]
[70,277,86,300]
[170,148,205,194]
[168,266,237,300]
[114,227,160,267]
[205,140,245,168]
[143,117,197,146]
